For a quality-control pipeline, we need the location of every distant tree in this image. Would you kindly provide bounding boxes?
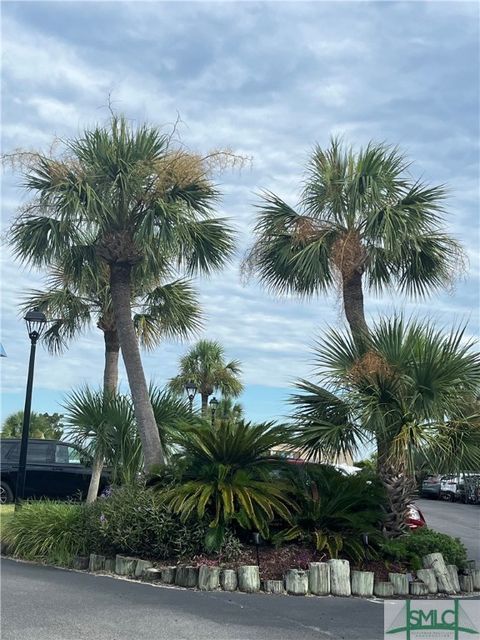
[169,340,243,415]
[215,397,244,427]
[1,411,64,440]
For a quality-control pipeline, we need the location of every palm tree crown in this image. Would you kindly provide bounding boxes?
[245,138,462,338]
[169,339,243,415]
[8,116,236,470]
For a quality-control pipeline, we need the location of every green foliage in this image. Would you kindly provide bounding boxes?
[169,339,243,408]
[292,317,480,472]
[2,501,87,565]
[273,465,385,562]
[380,528,468,570]
[1,411,64,440]
[84,484,242,560]
[245,138,461,300]
[159,420,296,548]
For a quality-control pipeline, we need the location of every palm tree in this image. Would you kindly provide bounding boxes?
[290,317,480,536]
[169,339,243,415]
[64,386,195,502]
[8,116,235,470]
[215,397,244,426]
[244,139,462,339]
[21,259,202,394]
[161,420,296,549]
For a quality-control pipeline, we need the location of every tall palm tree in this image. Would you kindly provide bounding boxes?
[21,258,203,394]
[169,339,243,415]
[290,317,480,536]
[245,139,462,339]
[8,116,235,470]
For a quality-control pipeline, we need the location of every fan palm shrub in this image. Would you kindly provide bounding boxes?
[169,340,243,415]
[245,139,462,339]
[21,263,202,394]
[160,420,297,549]
[8,116,236,470]
[273,464,385,561]
[291,316,480,536]
[64,386,195,501]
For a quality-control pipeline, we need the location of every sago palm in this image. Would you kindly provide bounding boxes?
[169,339,243,415]
[161,420,296,549]
[290,316,480,536]
[245,139,462,339]
[8,116,235,470]
[21,256,202,394]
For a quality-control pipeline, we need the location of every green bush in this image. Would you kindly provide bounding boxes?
[380,528,467,570]
[3,501,87,565]
[85,484,243,561]
[273,465,386,561]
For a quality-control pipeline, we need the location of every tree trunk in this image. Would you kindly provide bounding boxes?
[342,271,369,339]
[377,441,415,538]
[201,393,209,417]
[86,449,104,503]
[109,263,165,471]
[103,329,120,393]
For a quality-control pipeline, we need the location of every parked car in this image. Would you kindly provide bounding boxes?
[0,438,108,504]
[440,474,465,502]
[420,475,442,499]
[406,503,426,529]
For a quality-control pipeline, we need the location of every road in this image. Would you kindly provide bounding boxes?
[0,558,384,640]
[416,498,480,563]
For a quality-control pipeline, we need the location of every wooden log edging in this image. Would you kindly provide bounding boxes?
[285,569,309,596]
[422,553,456,594]
[115,555,138,576]
[351,571,374,597]
[238,566,260,593]
[220,569,238,592]
[89,553,105,572]
[263,579,284,594]
[309,562,330,596]
[198,566,221,591]
[328,559,351,596]
[175,566,199,588]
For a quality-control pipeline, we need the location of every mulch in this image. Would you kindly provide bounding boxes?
[161,544,409,581]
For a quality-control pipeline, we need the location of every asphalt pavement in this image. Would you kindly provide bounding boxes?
[416,498,480,563]
[0,558,384,640]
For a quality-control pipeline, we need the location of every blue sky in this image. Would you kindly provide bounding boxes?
[1,1,479,425]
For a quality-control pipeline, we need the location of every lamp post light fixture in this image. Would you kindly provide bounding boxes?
[185,380,197,413]
[209,396,219,425]
[15,309,47,508]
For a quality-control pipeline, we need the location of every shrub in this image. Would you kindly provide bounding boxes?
[3,501,87,565]
[380,528,467,570]
[159,420,296,550]
[273,464,386,561]
[84,484,242,561]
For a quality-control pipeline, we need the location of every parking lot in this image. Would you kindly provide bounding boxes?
[416,498,480,563]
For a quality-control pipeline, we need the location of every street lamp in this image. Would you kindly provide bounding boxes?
[209,396,219,425]
[15,309,47,508]
[185,380,197,413]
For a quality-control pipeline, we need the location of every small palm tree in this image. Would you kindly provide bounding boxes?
[21,258,202,394]
[169,340,243,415]
[245,139,462,339]
[64,386,195,501]
[290,317,480,536]
[215,397,244,426]
[8,116,236,470]
[161,420,296,549]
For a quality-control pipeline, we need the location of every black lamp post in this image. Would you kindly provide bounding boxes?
[209,396,219,425]
[185,380,197,414]
[15,309,47,508]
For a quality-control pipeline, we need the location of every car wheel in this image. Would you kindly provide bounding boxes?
[0,481,14,504]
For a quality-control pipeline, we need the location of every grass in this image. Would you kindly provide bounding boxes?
[0,504,15,536]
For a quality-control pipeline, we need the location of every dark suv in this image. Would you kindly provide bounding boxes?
[0,439,107,504]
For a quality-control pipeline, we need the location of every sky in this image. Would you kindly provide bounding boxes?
[1,0,479,426]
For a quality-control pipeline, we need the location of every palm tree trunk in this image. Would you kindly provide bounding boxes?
[201,393,209,417]
[103,329,120,393]
[342,271,369,338]
[377,439,415,538]
[109,262,165,471]
[86,449,104,504]
[84,330,121,504]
